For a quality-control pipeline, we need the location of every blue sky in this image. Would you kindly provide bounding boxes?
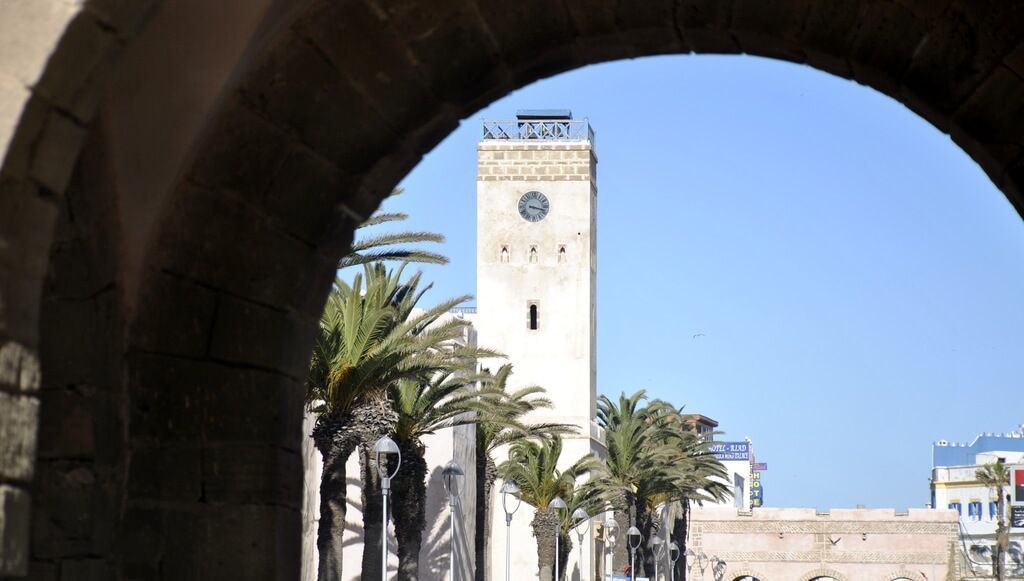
[378,54,1024,511]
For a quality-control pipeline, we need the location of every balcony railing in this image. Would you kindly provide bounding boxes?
[482,118,594,144]
[449,306,477,315]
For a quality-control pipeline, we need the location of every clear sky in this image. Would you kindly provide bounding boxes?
[378,54,1024,511]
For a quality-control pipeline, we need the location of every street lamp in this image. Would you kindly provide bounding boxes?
[668,542,680,581]
[442,461,464,581]
[627,526,642,581]
[500,481,521,581]
[650,536,664,581]
[373,436,401,581]
[572,508,590,581]
[604,514,619,580]
[549,496,568,581]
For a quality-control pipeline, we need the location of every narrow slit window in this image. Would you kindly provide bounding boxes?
[528,303,539,330]
[500,245,510,263]
[558,245,567,263]
[529,246,538,263]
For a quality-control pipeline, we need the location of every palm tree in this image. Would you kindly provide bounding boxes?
[474,364,576,581]
[306,264,473,581]
[338,189,448,269]
[977,461,1012,580]
[589,392,730,577]
[387,368,504,580]
[497,436,596,581]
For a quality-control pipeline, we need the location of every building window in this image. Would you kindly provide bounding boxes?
[989,501,998,520]
[949,502,962,516]
[500,245,509,263]
[528,302,539,330]
[968,501,982,521]
[529,246,538,263]
[558,245,567,263]
[733,474,745,509]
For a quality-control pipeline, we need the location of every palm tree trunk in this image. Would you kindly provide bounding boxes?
[557,530,572,581]
[312,415,358,581]
[996,486,1007,581]
[475,451,497,581]
[531,507,559,581]
[360,446,385,580]
[611,510,629,576]
[392,441,428,580]
[673,501,690,581]
[353,398,399,580]
[638,508,658,577]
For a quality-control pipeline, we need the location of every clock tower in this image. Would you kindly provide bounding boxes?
[476,110,598,447]
[477,110,601,577]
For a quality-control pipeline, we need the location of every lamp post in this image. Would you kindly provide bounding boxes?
[684,550,707,581]
[373,436,401,581]
[603,514,618,580]
[500,481,521,581]
[668,542,680,581]
[627,527,642,581]
[549,496,568,581]
[572,509,590,581]
[442,461,464,581]
[650,536,664,581]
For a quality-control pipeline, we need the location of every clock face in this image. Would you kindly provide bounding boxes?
[518,191,550,222]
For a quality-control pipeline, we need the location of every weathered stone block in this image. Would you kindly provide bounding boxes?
[154,184,327,312]
[299,0,441,133]
[849,1,930,96]
[127,446,202,502]
[208,295,316,378]
[188,97,289,195]
[58,557,113,581]
[202,446,302,508]
[674,0,740,54]
[800,0,863,79]
[262,146,357,253]
[240,38,396,174]
[132,272,216,358]
[33,12,119,123]
[30,109,86,195]
[0,176,58,277]
[36,388,95,459]
[202,370,303,450]
[39,293,120,389]
[0,391,38,481]
[953,66,1024,155]
[0,95,49,180]
[201,505,301,580]
[0,341,40,392]
[0,484,30,575]
[731,0,811,62]
[85,0,161,39]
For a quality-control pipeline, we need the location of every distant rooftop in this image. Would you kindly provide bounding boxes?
[516,109,572,120]
[932,425,1024,467]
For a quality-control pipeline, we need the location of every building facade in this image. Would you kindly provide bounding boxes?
[688,506,959,581]
[931,426,1024,578]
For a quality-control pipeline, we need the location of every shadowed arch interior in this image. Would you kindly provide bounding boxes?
[1,0,1023,578]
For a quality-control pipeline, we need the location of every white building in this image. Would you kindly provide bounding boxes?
[931,425,1024,578]
[477,110,605,581]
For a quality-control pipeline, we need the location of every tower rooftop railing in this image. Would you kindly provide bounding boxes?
[482,118,594,145]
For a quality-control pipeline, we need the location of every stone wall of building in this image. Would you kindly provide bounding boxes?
[688,506,959,581]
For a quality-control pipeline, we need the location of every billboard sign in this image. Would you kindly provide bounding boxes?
[752,462,768,471]
[1015,469,1024,504]
[1012,506,1024,529]
[710,441,750,461]
[751,471,764,507]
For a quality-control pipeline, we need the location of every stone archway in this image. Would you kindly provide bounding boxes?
[884,568,928,581]
[2,0,1024,578]
[799,568,849,581]
[730,567,771,581]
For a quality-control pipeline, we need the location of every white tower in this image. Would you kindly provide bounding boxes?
[477,110,602,580]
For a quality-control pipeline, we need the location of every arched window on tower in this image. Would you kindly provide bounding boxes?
[529,246,538,263]
[528,302,539,331]
[558,245,567,263]
[500,245,509,263]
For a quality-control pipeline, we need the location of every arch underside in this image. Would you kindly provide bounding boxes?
[1,0,1023,578]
